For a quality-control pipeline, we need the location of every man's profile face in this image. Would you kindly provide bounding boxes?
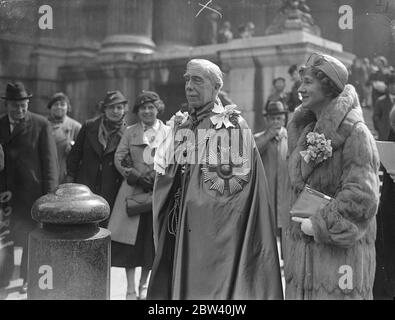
[184,65,217,109]
[6,99,29,120]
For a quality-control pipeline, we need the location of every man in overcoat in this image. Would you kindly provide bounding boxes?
[373,74,395,141]
[0,82,58,292]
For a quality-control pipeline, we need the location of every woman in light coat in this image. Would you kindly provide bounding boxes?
[108,91,170,300]
[286,53,380,299]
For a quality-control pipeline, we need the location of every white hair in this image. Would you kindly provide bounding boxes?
[186,59,224,90]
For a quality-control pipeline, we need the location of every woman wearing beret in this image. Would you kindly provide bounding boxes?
[108,91,170,300]
[66,91,127,227]
[47,92,81,184]
[286,53,380,299]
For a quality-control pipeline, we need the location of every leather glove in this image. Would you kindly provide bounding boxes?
[138,175,154,192]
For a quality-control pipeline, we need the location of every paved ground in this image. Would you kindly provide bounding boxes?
[3,242,285,300]
[2,247,146,300]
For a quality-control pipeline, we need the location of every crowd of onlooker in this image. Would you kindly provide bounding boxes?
[349,55,395,140]
[1,52,395,300]
[0,84,162,299]
[255,54,395,300]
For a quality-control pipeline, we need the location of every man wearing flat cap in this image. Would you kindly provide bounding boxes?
[0,81,58,293]
[254,101,290,259]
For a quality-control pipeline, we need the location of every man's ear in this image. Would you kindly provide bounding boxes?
[213,84,221,96]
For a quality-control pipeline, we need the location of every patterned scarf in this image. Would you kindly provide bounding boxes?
[103,114,125,133]
[48,115,65,125]
[188,101,215,130]
[98,114,125,151]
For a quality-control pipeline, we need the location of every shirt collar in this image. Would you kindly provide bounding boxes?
[8,114,26,125]
[8,114,15,125]
[142,119,159,132]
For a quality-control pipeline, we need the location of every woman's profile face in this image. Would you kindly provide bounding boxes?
[138,102,158,126]
[298,68,327,111]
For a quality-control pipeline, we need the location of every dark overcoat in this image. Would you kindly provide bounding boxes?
[66,116,124,224]
[0,111,58,246]
[373,94,394,141]
[374,129,395,299]
[0,144,4,171]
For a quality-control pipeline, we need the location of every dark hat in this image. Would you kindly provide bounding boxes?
[1,81,33,100]
[133,90,163,114]
[264,101,288,116]
[288,64,299,75]
[47,92,70,109]
[134,91,160,108]
[102,90,128,108]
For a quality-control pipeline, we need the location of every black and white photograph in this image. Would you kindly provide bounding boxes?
[1,0,395,308]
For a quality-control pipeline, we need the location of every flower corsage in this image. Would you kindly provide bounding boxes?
[299,132,332,165]
[210,104,241,129]
[166,110,189,129]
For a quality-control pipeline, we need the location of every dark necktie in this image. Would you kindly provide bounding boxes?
[10,118,25,133]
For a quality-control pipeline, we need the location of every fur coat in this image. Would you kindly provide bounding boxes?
[285,85,380,299]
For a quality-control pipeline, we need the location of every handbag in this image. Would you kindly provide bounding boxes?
[290,185,332,218]
[126,191,152,217]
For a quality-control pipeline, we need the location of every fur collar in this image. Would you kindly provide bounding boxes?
[287,85,364,191]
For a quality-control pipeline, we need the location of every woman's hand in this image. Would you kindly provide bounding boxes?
[292,217,314,236]
[387,169,395,183]
[133,171,155,192]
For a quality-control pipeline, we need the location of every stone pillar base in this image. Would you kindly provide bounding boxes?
[98,35,156,62]
[28,226,110,300]
[66,40,101,66]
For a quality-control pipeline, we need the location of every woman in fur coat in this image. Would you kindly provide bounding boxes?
[285,53,380,299]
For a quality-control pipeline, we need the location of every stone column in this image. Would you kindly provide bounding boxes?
[153,0,196,50]
[64,0,103,67]
[98,0,155,62]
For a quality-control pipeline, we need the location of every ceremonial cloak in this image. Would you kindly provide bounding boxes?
[148,101,283,300]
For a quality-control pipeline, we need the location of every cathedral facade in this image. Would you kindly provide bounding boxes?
[0,0,394,129]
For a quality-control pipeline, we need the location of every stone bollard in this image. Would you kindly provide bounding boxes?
[27,183,111,300]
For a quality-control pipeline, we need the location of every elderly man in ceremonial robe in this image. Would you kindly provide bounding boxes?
[147,59,283,300]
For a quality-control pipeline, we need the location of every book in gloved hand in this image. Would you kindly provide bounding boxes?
[290,184,332,218]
